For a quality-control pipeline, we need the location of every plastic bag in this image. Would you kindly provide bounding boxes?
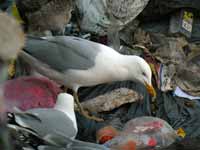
[104,117,177,149]
[76,0,149,35]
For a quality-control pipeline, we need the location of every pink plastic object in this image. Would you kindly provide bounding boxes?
[1,76,61,111]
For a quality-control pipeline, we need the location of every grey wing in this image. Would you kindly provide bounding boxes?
[70,139,110,150]
[27,109,77,138]
[38,146,65,150]
[39,146,108,150]
[23,36,100,72]
[14,109,77,138]
[39,133,109,150]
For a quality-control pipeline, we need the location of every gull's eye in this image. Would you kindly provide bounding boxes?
[142,72,146,76]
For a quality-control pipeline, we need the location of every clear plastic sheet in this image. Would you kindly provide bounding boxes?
[104,116,177,149]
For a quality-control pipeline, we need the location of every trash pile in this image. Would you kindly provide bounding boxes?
[0,0,200,150]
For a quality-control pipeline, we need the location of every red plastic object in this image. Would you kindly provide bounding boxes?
[96,126,119,144]
[148,138,157,147]
[1,76,61,111]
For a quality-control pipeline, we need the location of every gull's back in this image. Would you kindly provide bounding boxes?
[15,108,77,139]
[23,36,106,72]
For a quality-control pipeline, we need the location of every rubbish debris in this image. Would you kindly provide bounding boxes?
[159,64,176,92]
[174,48,200,96]
[109,139,137,150]
[169,9,194,38]
[76,80,200,143]
[161,138,200,150]
[1,0,200,149]
[75,0,150,35]
[174,87,200,100]
[81,88,143,113]
[176,128,186,138]
[151,33,188,65]
[133,28,200,97]
[75,0,150,50]
[15,0,73,36]
[139,0,200,21]
[0,76,61,111]
[104,116,177,149]
[96,126,119,144]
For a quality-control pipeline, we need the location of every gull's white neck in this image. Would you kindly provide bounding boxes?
[69,47,140,88]
[106,54,138,82]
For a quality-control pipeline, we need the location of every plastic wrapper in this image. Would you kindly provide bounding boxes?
[76,0,149,35]
[0,76,61,112]
[104,117,177,149]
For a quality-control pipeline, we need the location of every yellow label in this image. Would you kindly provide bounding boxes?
[176,128,186,138]
[183,11,193,21]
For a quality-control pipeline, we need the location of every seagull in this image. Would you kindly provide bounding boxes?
[19,36,156,121]
[7,94,108,150]
[7,93,77,140]
[8,122,109,150]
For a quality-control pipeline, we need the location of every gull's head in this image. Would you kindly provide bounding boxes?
[127,56,156,97]
[54,93,77,132]
[55,93,74,111]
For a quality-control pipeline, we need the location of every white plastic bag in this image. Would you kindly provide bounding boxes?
[76,0,149,35]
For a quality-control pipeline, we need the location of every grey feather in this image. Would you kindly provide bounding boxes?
[23,36,101,71]
[38,146,65,150]
[38,145,108,150]
[8,119,108,150]
[14,109,77,139]
[38,134,109,150]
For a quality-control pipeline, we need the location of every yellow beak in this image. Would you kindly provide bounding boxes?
[145,82,156,97]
